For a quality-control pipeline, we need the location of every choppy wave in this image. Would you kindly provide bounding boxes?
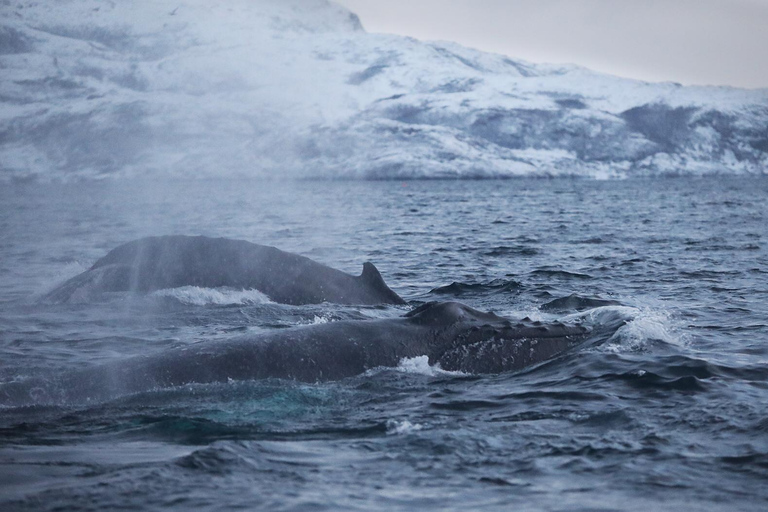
[429,279,522,296]
[553,304,687,354]
[3,178,768,510]
[605,308,687,351]
[386,419,424,435]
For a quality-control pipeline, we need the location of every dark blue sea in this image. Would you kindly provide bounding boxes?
[1,177,767,511]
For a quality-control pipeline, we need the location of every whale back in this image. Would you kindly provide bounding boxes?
[405,301,503,326]
[405,302,592,374]
[43,235,405,305]
[88,235,263,292]
[1,300,621,406]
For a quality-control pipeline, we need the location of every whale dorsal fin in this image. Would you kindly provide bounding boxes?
[361,262,386,287]
[360,262,407,305]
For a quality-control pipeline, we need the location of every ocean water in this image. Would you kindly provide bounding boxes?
[1,177,767,511]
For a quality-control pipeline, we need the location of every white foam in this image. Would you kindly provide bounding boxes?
[393,355,466,377]
[386,419,424,435]
[560,305,639,325]
[150,286,272,306]
[563,305,687,353]
[604,308,686,352]
[297,308,405,326]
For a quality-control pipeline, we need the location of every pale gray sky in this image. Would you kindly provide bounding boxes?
[335,0,768,89]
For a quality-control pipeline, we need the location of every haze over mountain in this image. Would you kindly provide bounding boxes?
[1,0,766,180]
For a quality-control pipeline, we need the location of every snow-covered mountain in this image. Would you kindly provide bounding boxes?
[1,0,766,180]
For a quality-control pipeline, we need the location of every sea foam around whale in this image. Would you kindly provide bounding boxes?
[150,286,273,306]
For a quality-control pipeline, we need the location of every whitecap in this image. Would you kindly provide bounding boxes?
[393,355,466,377]
[604,307,686,352]
[563,305,687,353]
[386,419,424,435]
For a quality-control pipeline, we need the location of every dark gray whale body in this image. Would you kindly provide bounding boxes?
[1,302,616,406]
[43,235,405,305]
[541,294,621,312]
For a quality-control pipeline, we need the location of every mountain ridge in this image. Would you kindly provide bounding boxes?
[1,0,766,180]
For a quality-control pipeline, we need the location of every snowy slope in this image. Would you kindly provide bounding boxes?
[1,0,766,180]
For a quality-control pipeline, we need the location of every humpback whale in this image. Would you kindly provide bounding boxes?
[0,302,624,406]
[42,235,405,305]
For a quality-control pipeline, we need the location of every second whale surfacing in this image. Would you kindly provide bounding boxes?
[42,235,405,305]
[1,302,627,406]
